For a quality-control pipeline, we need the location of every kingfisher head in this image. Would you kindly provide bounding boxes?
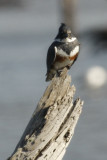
[55,23,72,40]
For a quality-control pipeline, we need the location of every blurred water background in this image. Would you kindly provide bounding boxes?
[0,0,107,159]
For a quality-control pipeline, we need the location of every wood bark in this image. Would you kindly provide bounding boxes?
[8,68,83,160]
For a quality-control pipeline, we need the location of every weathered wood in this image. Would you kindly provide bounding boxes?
[8,68,83,160]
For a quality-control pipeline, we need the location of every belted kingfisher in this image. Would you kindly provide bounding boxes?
[46,23,80,81]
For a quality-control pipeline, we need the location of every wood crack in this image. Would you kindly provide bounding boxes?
[7,68,83,160]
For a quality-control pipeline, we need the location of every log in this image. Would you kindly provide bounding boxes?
[8,68,83,160]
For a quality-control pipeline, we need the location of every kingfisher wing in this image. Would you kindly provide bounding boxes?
[46,42,56,72]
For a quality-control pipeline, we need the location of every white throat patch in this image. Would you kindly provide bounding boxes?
[66,37,76,42]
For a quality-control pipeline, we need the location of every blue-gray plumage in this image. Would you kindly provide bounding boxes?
[46,23,80,81]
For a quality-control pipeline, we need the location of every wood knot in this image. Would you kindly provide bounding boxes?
[64,129,70,142]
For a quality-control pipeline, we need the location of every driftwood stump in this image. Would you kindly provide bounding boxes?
[8,68,83,160]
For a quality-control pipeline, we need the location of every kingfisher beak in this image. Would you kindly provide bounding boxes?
[67,33,71,38]
[67,30,72,38]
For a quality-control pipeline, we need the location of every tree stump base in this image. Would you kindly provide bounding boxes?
[8,68,83,160]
